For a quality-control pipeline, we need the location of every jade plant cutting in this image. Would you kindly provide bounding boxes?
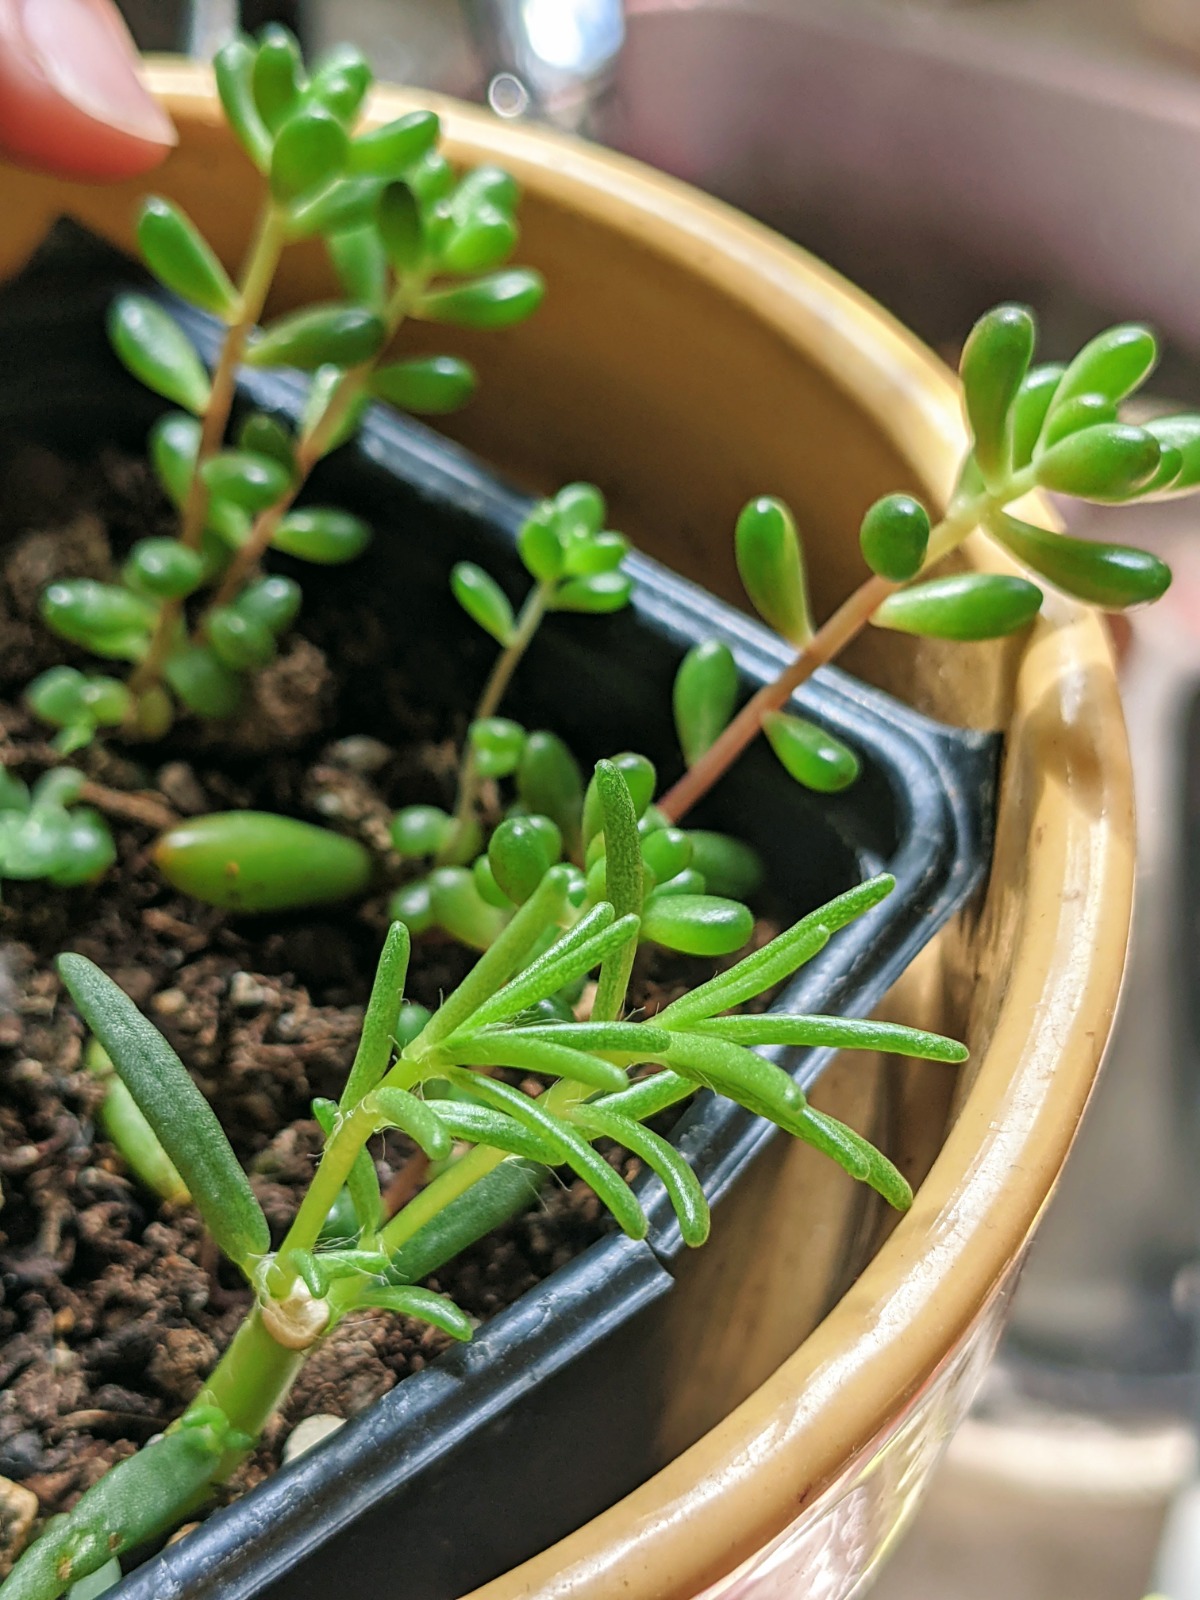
[17,23,543,869]
[4,21,1200,1600]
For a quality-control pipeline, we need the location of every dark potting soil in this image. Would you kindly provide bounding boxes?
[0,443,766,1565]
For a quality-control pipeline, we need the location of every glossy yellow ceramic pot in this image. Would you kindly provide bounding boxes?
[0,63,1133,1600]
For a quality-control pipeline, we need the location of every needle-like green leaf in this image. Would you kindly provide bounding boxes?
[448,1069,647,1239]
[574,1103,710,1246]
[448,905,633,1034]
[451,1030,628,1093]
[688,1013,968,1061]
[341,921,410,1108]
[57,954,269,1272]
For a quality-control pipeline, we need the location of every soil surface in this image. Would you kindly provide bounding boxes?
[0,444,750,1568]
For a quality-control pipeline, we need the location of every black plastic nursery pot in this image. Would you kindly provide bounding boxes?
[0,225,997,1600]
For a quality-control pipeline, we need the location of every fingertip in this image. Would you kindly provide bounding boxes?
[0,0,176,182]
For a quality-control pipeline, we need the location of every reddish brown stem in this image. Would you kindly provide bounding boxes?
[659,573,896,824]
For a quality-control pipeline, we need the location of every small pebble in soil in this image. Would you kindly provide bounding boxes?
[281,1413,345,1464]
[0,1475,39,1577]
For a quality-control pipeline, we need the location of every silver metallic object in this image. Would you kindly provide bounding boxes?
[460,0,625,131]
[185,0,241,58]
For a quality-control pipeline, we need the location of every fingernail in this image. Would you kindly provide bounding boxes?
[21,0,177,146]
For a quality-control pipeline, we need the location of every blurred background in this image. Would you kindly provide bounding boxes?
[114,1,1200,1594]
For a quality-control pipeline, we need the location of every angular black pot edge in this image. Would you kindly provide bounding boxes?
[0,224,998,1600]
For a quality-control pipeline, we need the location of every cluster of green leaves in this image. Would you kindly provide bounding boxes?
[453,482,635,646]
[666,309,1191,805]
[389,741,764,955]
[16,21,542,889]
[358,486,761,953]
[14,768,967,1598]
[0,767,114,895]
[675,496,863,793]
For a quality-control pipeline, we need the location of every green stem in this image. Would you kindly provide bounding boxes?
[128,204,287,700]
[378,1142,508,1257]
[438,579,556,866]
[200,276,424,623]
[275,1101,376,1271]
[657,474,1033,824]
[192,1304,306,1449]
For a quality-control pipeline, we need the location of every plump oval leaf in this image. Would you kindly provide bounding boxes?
[552,571,632,614]
[391,804,453,858]
[489,817,555,904]
[122,538,205,600]
[208,608,277,671]
[389,877,434,935]
[327,224,387,307]
[57,953,270,1270]
[429,865,508,950]
[234,575,302,634]
[450,562,515,644]
[859,493,930,582]
[734,496,812,644]
[518,732,584,852]
[154,811,374,912]
[370,355,476,414]
[1034,422,1161,502]
[349,111,440,176]
[272,506,372,564]
[991,513,1170,609]
[762,711,860,793]
[1038,392,1117,453]
[469,716,526,779]
[673,640,738,767]
[419,268,545,329]
[959,303,1036,484]
[40,580,154,659]
[440,204,518,274]
[1146,415,1200,494]
[641,893,754,956]
[237,412,295,470]
[641,826,693,885]
[247,304,385,371]
[137,198,240,321]
[288,176,385,239]
[251,22,304,132]
[1053,323,1158,410]
[215,36,271,170]
[1008,363,1065,471]
[149,410,201,506]
[164,646,244,719]
[684,830,763,900]
[453,164,519,215]
[201,449,292,513]
[307,44,372,122]
[108,294,210,414]
[378,180,424,272]
[874,572,1043,640]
